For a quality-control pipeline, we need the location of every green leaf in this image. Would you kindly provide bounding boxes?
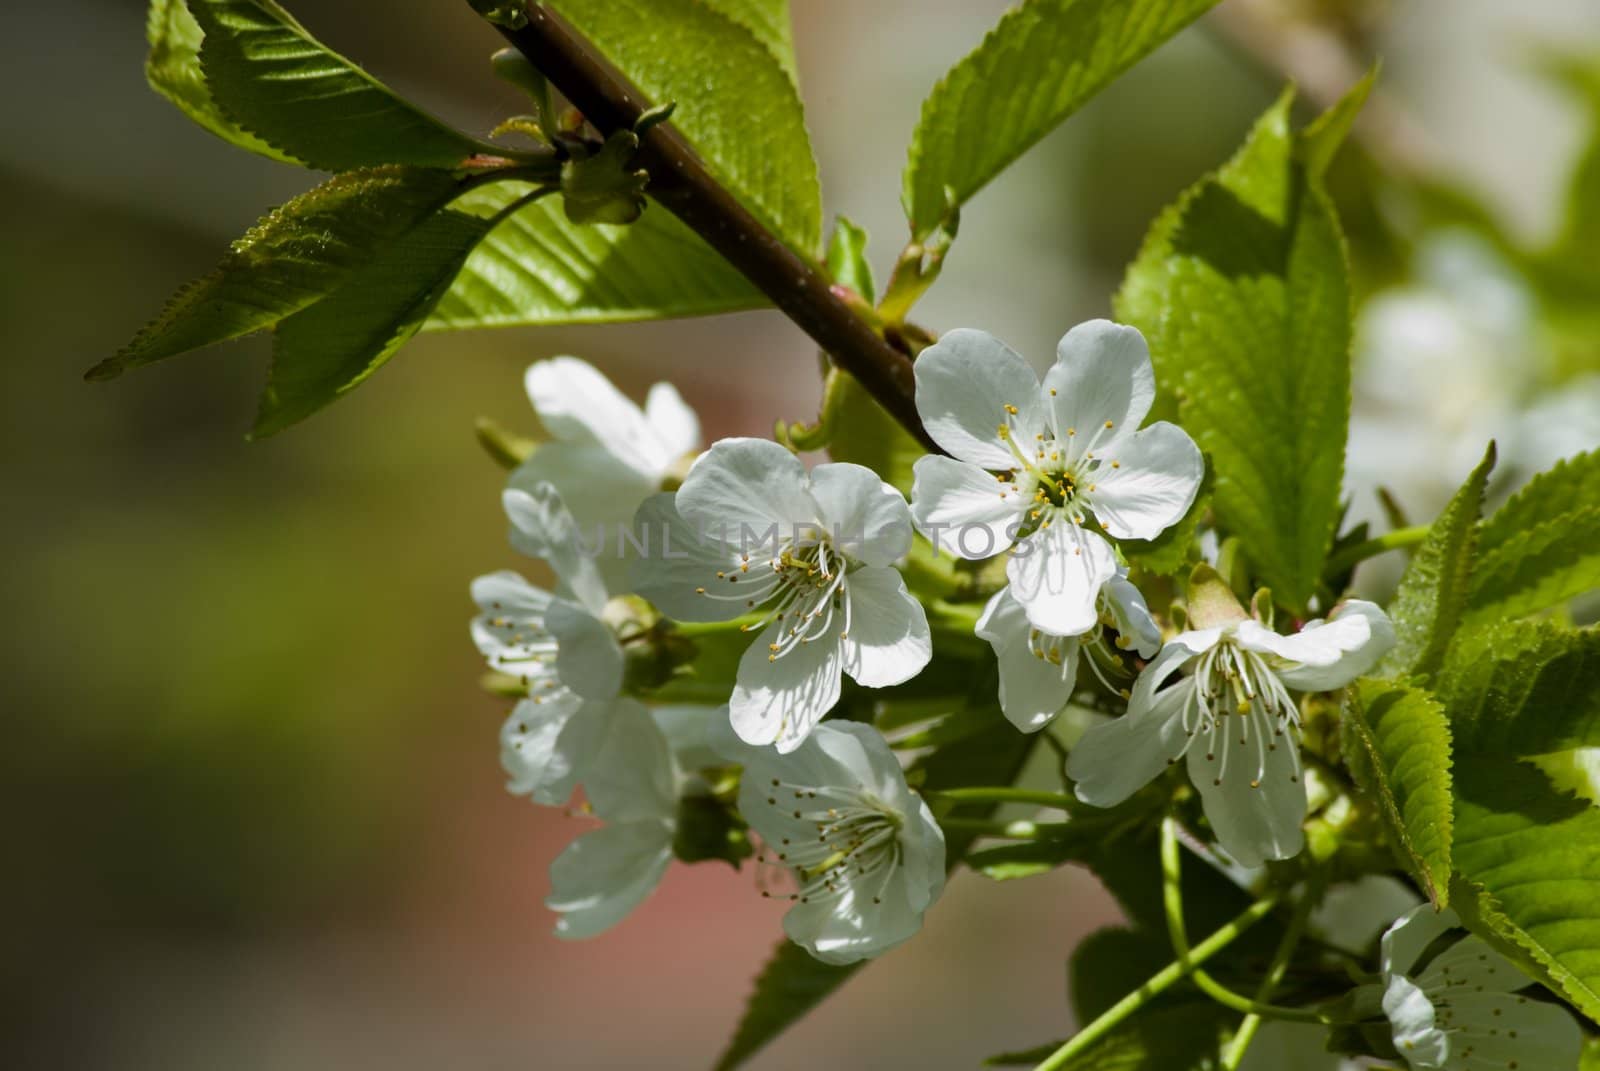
[1468,450,1600,623]
[1450,754,1600,1024]
[145,0,292,162]
[1377,444,1496,679]
[92,167,469,380]
[1068,927,1176,1023]
[702,0,798,87]
[986,1002,1228,1069]
[712,940,858,1071]
[191,0,500,170]
[1341,679,1454,905]
[1438,622,1600,757]
[1115,88,1358,611]
[902,0,1221,240]
[825,216,876,304]
[425,186,764,328]
[550,0,822,255]
[254,208,497,437]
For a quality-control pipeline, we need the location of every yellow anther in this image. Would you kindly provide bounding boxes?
[1111,460,1121,469]
[1067,427,1076,436]
[1104,420,1114,429]
[1049,388,1057,396]
[1004,404,1019,415]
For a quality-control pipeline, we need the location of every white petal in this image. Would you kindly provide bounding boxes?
[546,820,674,940]
[1187,712,1307,867]
[1042,320,1155,463]
[1104,572,1163,658]
[976,587,1077,732]
[913,328,1048,468]
[649,704,723,771]
[545,598,624,701]
[1382,973,1449,1067]
[807,462,914,567]
[729,616,844,752]
[579,700,678,823]
[503,484,609,614]
[1006,523,1117,636]
[1380,905,1460,980]
[909,455,1027,560]
[1129,629,1220,711]
[525,356,667,478]
[509,441,659,596]
[643,381,700,463]
[499,695,585,804]
[810,720,914,811]
[838,566,931,688]
[1069,679,1194,806]
[626,493,746,623]
[1256,601,1397,692]
[1086,422,1204,540]
[783,862,924,965]
[1416,932,1523,995]
[470,571,556,669]
[1432,990,1584,1071]
[675,437,815,536]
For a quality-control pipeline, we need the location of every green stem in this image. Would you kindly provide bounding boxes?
[1221,876,1320,1069]
[1159,818,1327,1026]
[1032,894,1283,1071]
[1324,524,1429,576]
[938,817,1064,839]
[926,787,1084,811]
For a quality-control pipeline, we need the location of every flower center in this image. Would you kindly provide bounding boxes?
[1179,640,1303,790]
[480,611,567,702]
[758,780,905,907]
[694,530,853,660]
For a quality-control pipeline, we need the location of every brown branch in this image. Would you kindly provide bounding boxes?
[482,2,939,453]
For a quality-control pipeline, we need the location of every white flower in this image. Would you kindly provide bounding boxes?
[473,482,621,700]
[630,437,931,752]
[509,356,701,590]
[474,482,625,803]
[1370,905,1582,1071]
[719,720,946,965]
[975,568,1161,732]
[1067,595,1394,867]
[910,320,1202,635]
[544,701,681,939]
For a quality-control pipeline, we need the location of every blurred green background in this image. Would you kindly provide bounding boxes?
[7,1,1599,1067]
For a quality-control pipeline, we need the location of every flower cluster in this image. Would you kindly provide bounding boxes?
[467,329,1578,1071]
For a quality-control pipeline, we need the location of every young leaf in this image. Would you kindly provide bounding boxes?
[814,370,924,496]
[1340,679,1454,905]
[1450,754,1600,1024]
[1376,443,1496,679]
[1438,621,1600,757]
[425,186,764,328]
[825,216,876,304]
[550,0,822,256]
[191,0,502,170]
[1468,449,1600,624]
[902,0,1221,240]
[145,0,292,162]
[92,167,469,380]
[253,209,496,436]
[1116,88,1358,611]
